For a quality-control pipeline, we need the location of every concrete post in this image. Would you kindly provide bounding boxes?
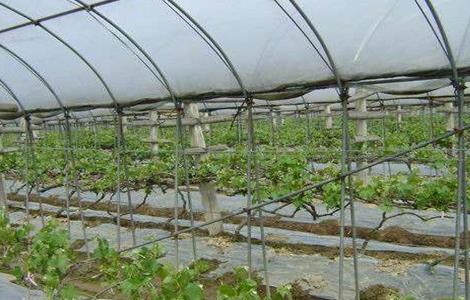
[184,102,223,235]
[355,98,367,139]
[355,98,369,184]
[149,111,159,155]
[275,111,283,128]
[397,105,403,124]
[325,104,333,129]
[201,112,210,133]
[446,102,455,131]
[122,116,128,133]
[269,110,275,127]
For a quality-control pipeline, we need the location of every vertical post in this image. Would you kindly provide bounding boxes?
[396,105,402,127]
[184,102,223,235]
[173,105,181,270]
[355,96,369,184]
[339,88,359,300]
[149,110,159,155]
[245,96,254,276]
[64,112,90,257]
[269,108,276,146]
[446,101,455,131]
[0,127,8,214]
[116,110,137,247]
[176,102,198,261]
[325,104,333,129]
[113,113,122,251]
[24,117,45,227]
[121,115,128,134]
[275,110,283,127]
[429,99,435,141]
[250,101,271,297]
[454,80,468,299]
[202,111,211,134]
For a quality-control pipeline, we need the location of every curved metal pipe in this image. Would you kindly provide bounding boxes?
[0,2,119,109]
[283,1,358,299]
[164,0,249,99]
[272,0,333,74]
[68,0,199,262]
[421,1,468,299]
[0,77,26,113]
[71,0,167,90]
[0,44,66,109]
[0,0,120,35]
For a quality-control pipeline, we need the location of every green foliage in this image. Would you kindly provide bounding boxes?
[217,266,292,300]
[93,238,204,300]
[2,113,466,220]
[0,209,31,266]
[17,220,77,299]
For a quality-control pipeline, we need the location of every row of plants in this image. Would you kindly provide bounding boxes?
[0,114,466,217]
[0,209,292,299]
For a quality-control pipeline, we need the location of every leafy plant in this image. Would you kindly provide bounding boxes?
[217,266,292,300]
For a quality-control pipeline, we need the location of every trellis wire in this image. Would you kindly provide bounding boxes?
[118,120,470,255]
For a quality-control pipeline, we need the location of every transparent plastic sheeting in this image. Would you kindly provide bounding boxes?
[0,0,469,112]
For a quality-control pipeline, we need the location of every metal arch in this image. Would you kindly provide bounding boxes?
[63,0,178,106]
[421,0,461,80]
[282,2,359,299]
[0,44,67,110]
[163,0,249,100]
[413,0,449,58]
[0,44,90,246]
[162,1,231,72]
[0,77,26,113]
[163,0,261,275]
[0,2,119,109]
[0,0,120,35]
[420,1,468,299]
[70,0,167,92]
[272,0,334,75]
[67,0,202,263]
[284,0,343,91]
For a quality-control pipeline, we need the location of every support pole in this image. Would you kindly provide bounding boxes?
[176,102,198,262]
[446,101,455,131]
[250,102,270,297]
[355,96,369,184]
[396,105,402,127]
[149,111,159,155]
[0,127,8,214]
[454,80,468,299]
[339,88,359,300]
[184,102,223,235]
[325,104,333,129]
[64,112,90,256]
[116,110,137,247]
[25,116,45,227]
[245,97,254,276]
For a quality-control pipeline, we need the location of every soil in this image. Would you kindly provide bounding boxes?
[9,197,452,269]
[8,192,463,251]
[359,284,402,300]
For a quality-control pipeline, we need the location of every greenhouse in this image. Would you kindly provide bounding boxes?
[0,0,470,299]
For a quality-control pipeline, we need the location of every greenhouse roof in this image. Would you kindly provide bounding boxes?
[0,0,469,113]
